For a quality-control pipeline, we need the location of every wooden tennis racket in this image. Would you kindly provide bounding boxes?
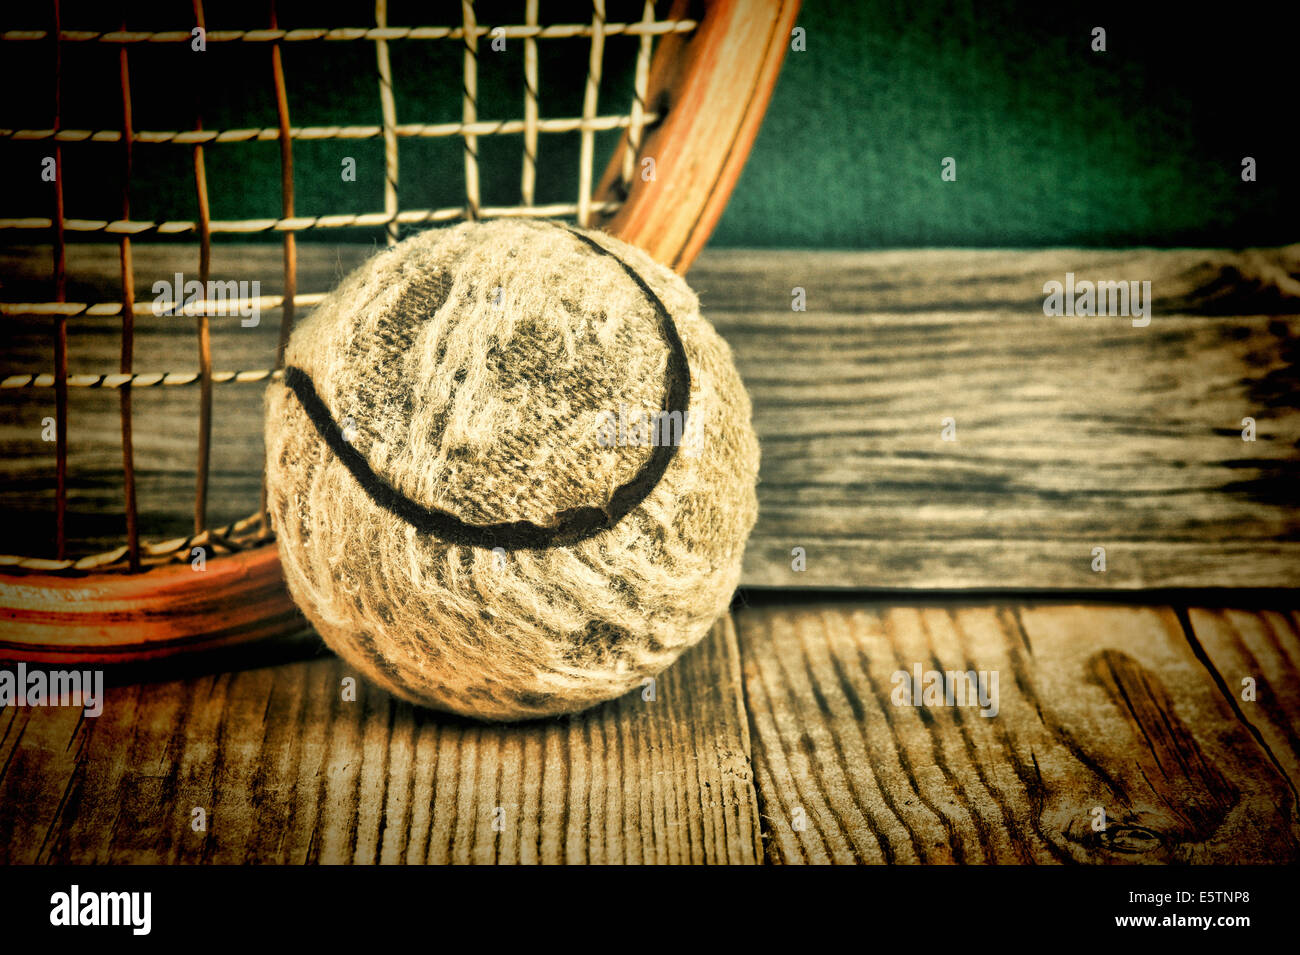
[0,0,798,663]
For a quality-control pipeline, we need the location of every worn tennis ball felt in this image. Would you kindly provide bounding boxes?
[265,219,759,721]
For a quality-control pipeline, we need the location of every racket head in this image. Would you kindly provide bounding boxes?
[0,0,799,663]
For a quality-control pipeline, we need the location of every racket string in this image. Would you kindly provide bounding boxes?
[521,0,539,207]
[461,1,480,222]
[193,0,215,535]
[375,0,399,246]
[117,14,141,571]
[576,0,607,229]
[3,1,692,567]
[51,0,68,561]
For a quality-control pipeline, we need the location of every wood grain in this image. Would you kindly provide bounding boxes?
[2,244,1298,591]
[737,601,1300,864]
[5,601,1298,864]
[1187,607,1300,790]
[0,615,762,864]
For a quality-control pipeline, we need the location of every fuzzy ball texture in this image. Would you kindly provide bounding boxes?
[265,219,759,720]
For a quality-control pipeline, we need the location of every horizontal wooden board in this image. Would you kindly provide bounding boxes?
[0,615,762,864]
[2,243,1298,589]
[736,600,1300,864]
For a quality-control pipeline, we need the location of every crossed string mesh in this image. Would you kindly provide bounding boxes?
[0,0,686,571]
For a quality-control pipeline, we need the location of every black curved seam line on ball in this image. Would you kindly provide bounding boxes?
[282,230,691,552]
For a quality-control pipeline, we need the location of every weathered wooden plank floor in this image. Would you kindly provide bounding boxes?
[0,617,761,865]
[2,601,1295,864]
[3,244,1298,589]
[2,246,1297,862]
[739,600,1300,864]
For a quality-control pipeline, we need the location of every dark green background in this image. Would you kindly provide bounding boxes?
[1,0,1293,249]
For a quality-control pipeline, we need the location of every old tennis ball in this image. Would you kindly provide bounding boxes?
[265,219,759,721]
